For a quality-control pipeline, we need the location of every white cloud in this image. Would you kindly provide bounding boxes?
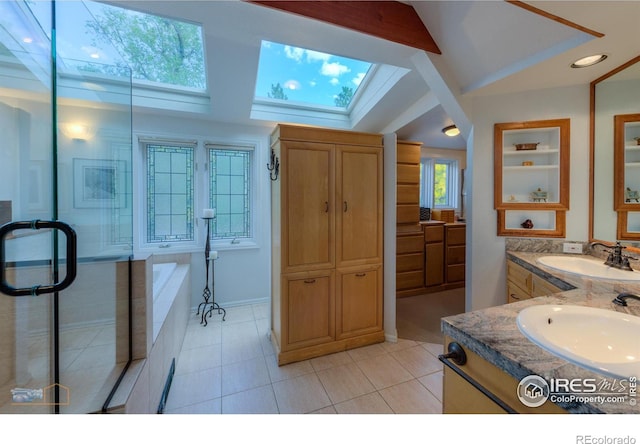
[305,50,331,63]
[352,72,366,87]
[283,79,301,90]
[284,45,304,62]
[321,61,350,77]
[329,78,340,86]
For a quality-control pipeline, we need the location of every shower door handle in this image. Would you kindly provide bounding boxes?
[0,220,77,297]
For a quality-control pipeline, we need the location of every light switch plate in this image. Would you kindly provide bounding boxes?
[563,243,583,254]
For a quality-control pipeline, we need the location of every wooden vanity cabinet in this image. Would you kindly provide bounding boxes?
[270,124,384,365]
[506,259,562,303]
[443,336,565,414]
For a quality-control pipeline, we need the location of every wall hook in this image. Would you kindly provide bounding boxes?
[267,148,280,180]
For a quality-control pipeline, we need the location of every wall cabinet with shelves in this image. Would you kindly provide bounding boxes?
[614,114,640,239]
[494,119,570,237]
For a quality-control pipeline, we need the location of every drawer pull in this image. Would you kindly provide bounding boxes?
[355,273,366,277]
[439,342,518,414]
[510,294,521,300]
[303,279,316,284]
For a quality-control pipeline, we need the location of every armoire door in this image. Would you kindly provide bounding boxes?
[282,141,334,273]
[336,145,382,267]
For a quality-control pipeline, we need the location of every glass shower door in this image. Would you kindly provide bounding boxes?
[0,1,133,413]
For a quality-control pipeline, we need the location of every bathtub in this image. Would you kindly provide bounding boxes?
[153,262,177,302]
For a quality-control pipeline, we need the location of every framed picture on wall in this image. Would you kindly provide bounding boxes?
[73,158,126,209]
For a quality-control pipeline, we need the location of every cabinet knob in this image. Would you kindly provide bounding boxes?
[303,279,316,284]
[510,294,520,300]
[343,201,348,212]
[324,201,329,213]
[355,273,366,277]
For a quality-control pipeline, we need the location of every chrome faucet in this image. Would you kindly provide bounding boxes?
[590,241,635,272]
[612,292,640,307]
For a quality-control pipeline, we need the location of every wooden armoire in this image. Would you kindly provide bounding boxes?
[270,124,384,365]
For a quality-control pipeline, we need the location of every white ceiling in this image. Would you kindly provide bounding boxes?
[110,0,640,150]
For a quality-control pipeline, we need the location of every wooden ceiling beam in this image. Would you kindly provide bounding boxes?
[246,1,441,54]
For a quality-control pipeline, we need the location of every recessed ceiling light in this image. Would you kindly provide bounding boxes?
[570,54,607,68]
[442,125,460,137]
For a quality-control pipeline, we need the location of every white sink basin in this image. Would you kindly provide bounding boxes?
[536,255,640,281]
[517,305,640,379]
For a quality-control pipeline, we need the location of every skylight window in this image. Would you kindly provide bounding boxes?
[254,40,372,109]
[55,1,207,91]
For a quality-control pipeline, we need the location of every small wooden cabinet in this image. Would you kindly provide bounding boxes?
[443,336,565,414]
[424,223,445,288]
[445,224,465,283]
[494,119,570,237]
[271,124,384,365]
[614,113,640,240]
[506,259,562,303]
[420,221,465,293]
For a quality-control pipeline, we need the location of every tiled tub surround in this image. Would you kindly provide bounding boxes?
[442,250,640,414]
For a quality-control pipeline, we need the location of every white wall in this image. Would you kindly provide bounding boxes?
[467,84,590,310]
[132,113,274,308]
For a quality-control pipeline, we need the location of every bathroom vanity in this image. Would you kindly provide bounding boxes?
[441,252,640,414]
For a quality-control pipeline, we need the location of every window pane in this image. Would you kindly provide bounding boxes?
[147,144,194,242]
[209,148,251,239]
[434,163,448,206]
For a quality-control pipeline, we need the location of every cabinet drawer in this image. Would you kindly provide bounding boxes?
[506,261,532,293]
[446,226,466,245]
[397,144,421,164]
[532,275,562,298]
[446,264,465,283]
[337,266,382,339]
[397,235,424,254]
[397,252,424,272]
[397,164,420,184]
[397,270,425,290]
[397,205,420,224]
[507,281,531,304]
[447,245,465,265]
[397,184,420,204]
[424,225,444,243]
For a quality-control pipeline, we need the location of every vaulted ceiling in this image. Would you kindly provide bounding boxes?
[109,1,640,149]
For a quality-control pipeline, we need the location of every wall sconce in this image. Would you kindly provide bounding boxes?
[61,123,93,141]
[442,125,460,137]
[267,148,280,181]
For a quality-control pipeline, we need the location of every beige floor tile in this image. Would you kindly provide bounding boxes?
[164,366,222,411]
[316,362,376,404]
[251,302,269,320]
[265,353,315,383]
[381,338,418,353]
[221,356,271,396]
[220,305,255,323]
[221,384,278,414]
[334,392,394,414]
[221,337,264,365]
[419,370,443,402]
[182,322,222,349]
[310,351,354,371]
[221,319,259,342]
[175,343,222,374]
[311,405,337,414]
[422,342,444,357]
[346,342,387,361]
[379,379,442,414]
[355,353,413,390]
[390,345,443,378]
[272,373,331,414]
[165,398,221,414]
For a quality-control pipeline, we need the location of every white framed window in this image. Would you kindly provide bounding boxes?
[205,142,254,241]
[420,158,459,209]
[142,139,196,245]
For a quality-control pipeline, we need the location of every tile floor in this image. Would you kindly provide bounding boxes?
[164,302,444,414]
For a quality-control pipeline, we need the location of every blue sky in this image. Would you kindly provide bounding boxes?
[254,40,372,108]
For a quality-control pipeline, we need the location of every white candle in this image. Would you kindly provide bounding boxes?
[203,208,215,218]
[209,251,218,260]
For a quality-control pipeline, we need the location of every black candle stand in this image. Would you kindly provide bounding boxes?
[197,216,226,326]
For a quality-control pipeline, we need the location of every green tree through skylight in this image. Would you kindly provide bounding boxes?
[83,2,206,89]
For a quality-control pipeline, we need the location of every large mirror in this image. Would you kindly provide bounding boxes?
[590,55,640,245]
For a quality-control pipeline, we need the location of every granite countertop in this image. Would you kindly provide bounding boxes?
[442,251,640,414]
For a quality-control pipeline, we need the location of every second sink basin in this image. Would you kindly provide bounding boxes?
[536,255,640,281]
[517,304,640,379]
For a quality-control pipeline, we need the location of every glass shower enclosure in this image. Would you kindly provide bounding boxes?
[0,1,132,413]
